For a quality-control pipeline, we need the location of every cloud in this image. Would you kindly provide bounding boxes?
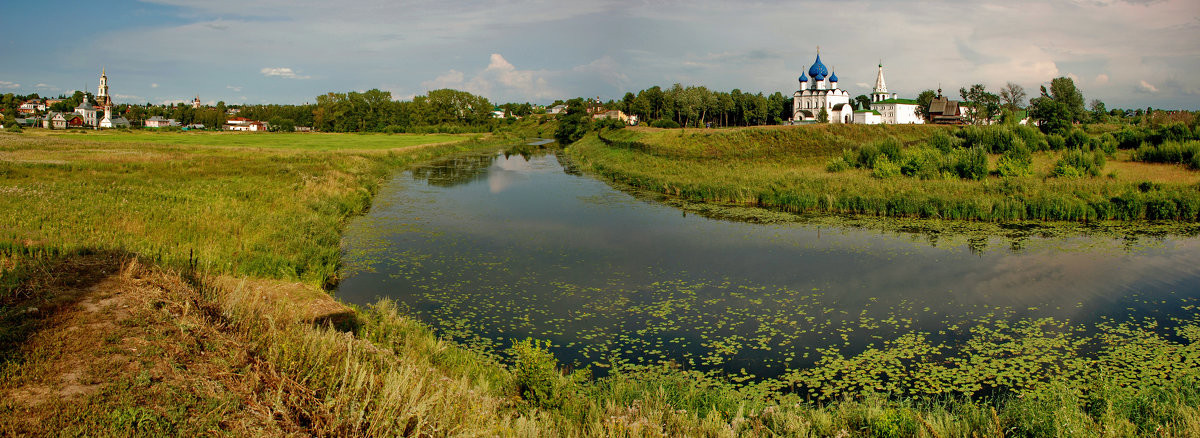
[572,56,630,91]
[421,54,559,101]
[0,80,19,89]
[1095,74,1109,84]
[35,83,57,90]
[159,99,186,105]
[112,93,141,101]
[226,85,243,92]
[421,70,465,90]
[150,83,159,88]
[1136,80,1159,93]
[260,67,310,79]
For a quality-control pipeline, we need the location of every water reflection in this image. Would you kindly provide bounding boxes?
[340,147,1200,378]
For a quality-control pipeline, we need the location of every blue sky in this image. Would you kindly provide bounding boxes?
[2,0,1197,109]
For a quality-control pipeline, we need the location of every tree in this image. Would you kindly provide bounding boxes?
[853,95,872,111]
[959,84,1000,125]
[999,82,1027,112]
[1089,99,1107,123]
[1029,76,1086,134]
[817,107,829,123]
[554,97,592,144]
[915,89,936,121]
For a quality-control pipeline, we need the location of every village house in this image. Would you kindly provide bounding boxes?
[144,116,178,128]
[928,89,968,125]
[223,116,266,131]
[593,110,630,124]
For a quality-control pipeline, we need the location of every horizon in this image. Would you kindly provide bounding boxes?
[2,0,1198,110]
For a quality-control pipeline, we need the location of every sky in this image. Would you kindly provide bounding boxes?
[1,0,1198,109]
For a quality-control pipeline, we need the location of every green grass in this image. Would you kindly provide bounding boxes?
[0,130,509,289]
[3,125,1200,436]
[573,124,1200,222]
[32,129,473,151]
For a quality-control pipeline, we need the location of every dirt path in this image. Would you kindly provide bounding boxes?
[0,255,343,436]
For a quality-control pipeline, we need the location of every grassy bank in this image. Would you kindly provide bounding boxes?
[3,127,1200,436]
[570,124,1200,223]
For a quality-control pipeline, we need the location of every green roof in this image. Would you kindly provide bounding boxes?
[854,109,882,115]
[873,98,919,105]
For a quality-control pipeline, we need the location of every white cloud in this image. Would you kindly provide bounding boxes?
[0,80,20,89]
[150,83,159,88]
[113,93,140,100]
[1137,80,1159,93]
[420,55,559,101]
[159,99,186,105]
[260,67,310,79]
[34,83,57,90]
[226,85,243,92]
[1095,74,1109,84]
[421,70,465,90]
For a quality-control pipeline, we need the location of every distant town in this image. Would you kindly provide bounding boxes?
[2,55,1190,134]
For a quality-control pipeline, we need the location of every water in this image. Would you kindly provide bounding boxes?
[338,146,1200,378]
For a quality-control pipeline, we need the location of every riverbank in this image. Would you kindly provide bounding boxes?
[568,124,1200,223]
[2,128,1199,436]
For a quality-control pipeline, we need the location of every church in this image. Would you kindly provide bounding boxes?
[857,62,924,125]
[792,49,852,124]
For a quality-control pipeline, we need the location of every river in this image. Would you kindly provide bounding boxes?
[338,145,1200,379]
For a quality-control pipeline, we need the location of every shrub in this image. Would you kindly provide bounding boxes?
[877,138,902,161]
[826,157,851,173]
[650,119,680,129]
[1090,133,1117,155]
[954,146,988,180]
[857,142,883,168]
[996,140,1032,177]
[1014,124,1048,151]
[509,338,582,410]
[1065,128,1090,150]
[5,123,22,133]
[872,156,901,179]
[1134,140,1200,168]
[1053,149,1105,178]
[926,129,961,153]
[1046,134,1066,150]
[958,125,1019,154]
[900,148,951,180]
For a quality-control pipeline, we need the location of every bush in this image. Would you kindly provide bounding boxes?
[872,156,901,179]
[5,123,22,133]
[1053,149,1105,178]
[926,129,962,153]
[650,119,680,129]
[954,146,988,180]
[1046,134,1066,150]
[877,138,902,161]
[826,157,851,173]
[857,143,883,168]
[1134,140,1200,169]
[1065,128,1090,150]
[1014,125,1048,151]
[958,125,1019,154]
[509,338,582,410]
[900,148,952,180]
[996,140,1032,177]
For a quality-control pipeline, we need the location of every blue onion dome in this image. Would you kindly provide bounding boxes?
[830,69,839,82]
[808,54,828,80]
[799,68,808,82]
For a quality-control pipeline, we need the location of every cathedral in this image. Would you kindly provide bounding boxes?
[96,69,129,128]
[792,49,852,124]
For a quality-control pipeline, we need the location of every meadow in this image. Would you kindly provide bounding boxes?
[1,126,1199,436]
[572,123,1200,223]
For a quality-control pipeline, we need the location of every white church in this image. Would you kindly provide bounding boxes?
[792,49,853,124]
[853,62,924,125]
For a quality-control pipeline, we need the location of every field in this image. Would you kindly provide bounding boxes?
[23,129,472,151]
[570,124,1200,223]
[2,127,1200,436]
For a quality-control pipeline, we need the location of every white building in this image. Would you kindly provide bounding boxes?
[853,109,883,125]
[792,50,853,124]
[866,63,923,125]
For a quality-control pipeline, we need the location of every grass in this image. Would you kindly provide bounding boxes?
[28,129,473,151]
[572,124,1200,222]
[2,125,1200,436]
